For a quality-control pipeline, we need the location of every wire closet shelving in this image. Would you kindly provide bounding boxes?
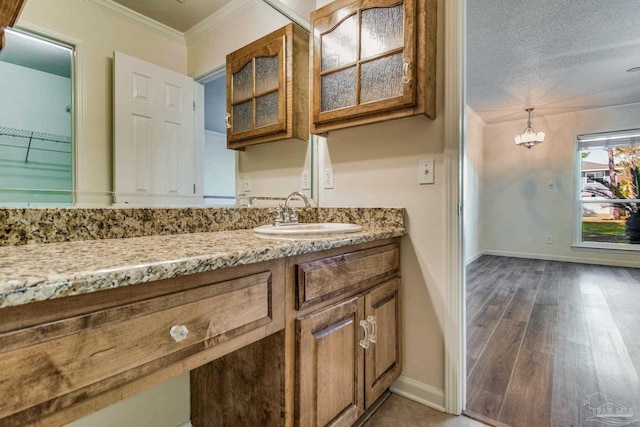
[0,125,72,164]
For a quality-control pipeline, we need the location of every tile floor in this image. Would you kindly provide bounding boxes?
[363,394,488,427]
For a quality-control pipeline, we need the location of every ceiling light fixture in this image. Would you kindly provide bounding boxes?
[514,108,545,149]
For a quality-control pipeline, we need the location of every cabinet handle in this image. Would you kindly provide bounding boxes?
[224,112,231,129]
[402,59,412,84]
[367,315,377,344]
[169,324,189,343]
[359,320,371,349]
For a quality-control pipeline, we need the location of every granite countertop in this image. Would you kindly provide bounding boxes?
[0,226,405,309]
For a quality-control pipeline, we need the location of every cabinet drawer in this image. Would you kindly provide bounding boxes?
[0,270,277,422]
[296,244,399,310]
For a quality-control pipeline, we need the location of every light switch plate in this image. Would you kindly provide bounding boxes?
[242,176,252,192]
[301,170,311,190]
[323,168,334,189]
[419,159,434,184]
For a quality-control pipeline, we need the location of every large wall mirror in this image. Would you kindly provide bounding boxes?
[0,0,315,208]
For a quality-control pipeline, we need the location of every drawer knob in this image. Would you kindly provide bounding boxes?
[169,325,189,343]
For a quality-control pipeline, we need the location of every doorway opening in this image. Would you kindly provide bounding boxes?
[199,68,236,206]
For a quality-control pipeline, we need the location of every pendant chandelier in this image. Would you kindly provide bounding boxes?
[514,108,545,149]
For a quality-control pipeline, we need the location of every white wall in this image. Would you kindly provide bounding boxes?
[0,61,72,204]
[464,107,484,263]
[204,130,235,205]
[18,0,188,196]
[316,0,447,407]
[482,102,640,267]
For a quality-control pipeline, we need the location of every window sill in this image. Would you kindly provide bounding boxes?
[572,242,640,253]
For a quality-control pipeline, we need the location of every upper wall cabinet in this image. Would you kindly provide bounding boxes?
[226,23,309,150]
[310,0,436,134]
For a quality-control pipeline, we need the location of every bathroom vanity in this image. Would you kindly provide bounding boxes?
[0,207,405,427]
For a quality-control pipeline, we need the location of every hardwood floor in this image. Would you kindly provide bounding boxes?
[465,256,640,427]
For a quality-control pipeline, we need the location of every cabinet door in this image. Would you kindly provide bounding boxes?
[364,278,402,407]
[296,297,365,426]
[227,34,286,144]
[311,0,417,127]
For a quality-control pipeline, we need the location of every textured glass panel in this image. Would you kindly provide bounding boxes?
[255,55,279,94]
[256,92,279,127]
[360,53,403,103]
[361,5,404,59]
[233,62,253,103]
[321,14,358,71]
[233,100,253,133]
[321,67,356,112]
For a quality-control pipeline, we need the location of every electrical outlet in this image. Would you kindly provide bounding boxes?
[242,176,252,193]
[419,159,435,184]
[301,170,311,190]
[546,235,553,244]
[323,168,334,189]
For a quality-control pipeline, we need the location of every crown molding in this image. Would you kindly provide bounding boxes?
[465,105,486,126]
[184,0,261,44]
[80,0,185,44]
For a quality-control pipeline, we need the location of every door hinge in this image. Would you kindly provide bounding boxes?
[193,184,196,194]
[193,101,196,111]
[458,201,463,216]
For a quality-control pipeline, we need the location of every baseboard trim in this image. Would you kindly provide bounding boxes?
[389,376,445,412]
[481,249,640,268]
[465,251,485,265]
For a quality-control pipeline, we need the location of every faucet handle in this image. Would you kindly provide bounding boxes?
[289,207,298,223]
[274,205,284,226]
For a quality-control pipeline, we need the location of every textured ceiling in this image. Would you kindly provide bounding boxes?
[111,0,234,32]
[467,0,640,123]
[0,29,71,78]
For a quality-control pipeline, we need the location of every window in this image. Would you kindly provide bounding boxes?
[577,129,640,246]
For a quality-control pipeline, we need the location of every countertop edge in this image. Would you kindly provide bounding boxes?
[0,227,405,309]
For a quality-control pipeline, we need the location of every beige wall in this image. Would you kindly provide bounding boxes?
[482,102,640,266]
[186,1,291,78]
[18,0,188,196]
[315,0,447,406]
[464,107,485,263]
[66,375,190,427]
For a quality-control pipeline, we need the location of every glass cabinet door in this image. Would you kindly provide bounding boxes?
[312,0,417,127]
[227,36,286,144]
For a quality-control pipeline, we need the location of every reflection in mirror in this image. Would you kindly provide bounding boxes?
[0,28,73,206]
[200,67,235,206]
[3,0,314,208]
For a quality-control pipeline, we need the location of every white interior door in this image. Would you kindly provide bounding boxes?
[114,51,199,205]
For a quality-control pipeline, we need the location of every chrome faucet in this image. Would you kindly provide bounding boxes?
[276,191,311,225]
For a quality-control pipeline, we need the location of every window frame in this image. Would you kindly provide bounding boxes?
[573,128,640,252]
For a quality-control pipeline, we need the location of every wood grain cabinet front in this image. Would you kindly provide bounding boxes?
[0,263,284,426]
[292,240,402,427]
[310,0,437,134]
[295,279,401,427]
[226,23,309,150]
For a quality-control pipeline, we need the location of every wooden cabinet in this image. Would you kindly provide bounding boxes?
[310,0,436,134]
[0,260,285,426]
[293,242,402,426]
[226,23,309,150]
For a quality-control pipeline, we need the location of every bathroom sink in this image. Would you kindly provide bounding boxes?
[253,223,363,235]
